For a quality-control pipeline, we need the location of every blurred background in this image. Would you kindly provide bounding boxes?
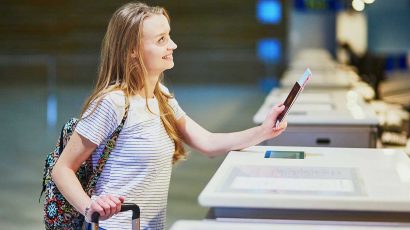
[0,0,409,229]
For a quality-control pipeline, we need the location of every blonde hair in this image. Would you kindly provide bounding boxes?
[81,2,186,163]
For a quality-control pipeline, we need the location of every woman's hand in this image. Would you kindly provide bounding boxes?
[260,103,287,140]
[85,194,125,222]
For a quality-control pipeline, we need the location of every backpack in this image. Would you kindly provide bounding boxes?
[40,102,129,229]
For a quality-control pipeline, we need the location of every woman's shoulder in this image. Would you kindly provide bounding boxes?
[104,90,125,104]
[159,83,171,95]
[93,90,126,114]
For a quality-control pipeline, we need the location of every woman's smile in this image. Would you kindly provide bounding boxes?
[162,53,173,60]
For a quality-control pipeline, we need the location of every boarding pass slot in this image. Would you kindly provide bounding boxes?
[316,138,331,145]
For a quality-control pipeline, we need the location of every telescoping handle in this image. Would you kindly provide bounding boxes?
[91,203,140,230]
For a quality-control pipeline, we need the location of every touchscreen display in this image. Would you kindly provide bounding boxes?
[265,150,305,159]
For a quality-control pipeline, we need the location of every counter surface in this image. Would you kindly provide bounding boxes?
[199,146,410,213]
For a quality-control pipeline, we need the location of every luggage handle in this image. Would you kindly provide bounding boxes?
[91,203,140,229]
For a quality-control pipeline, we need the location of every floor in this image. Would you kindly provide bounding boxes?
[0,82,265,229]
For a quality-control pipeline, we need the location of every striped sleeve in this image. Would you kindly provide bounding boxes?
[75,97,119,145]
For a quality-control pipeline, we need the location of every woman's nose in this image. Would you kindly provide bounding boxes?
[169,39,177,50]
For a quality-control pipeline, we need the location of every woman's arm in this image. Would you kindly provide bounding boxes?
[51,131,124,221]
[177,103,287,158]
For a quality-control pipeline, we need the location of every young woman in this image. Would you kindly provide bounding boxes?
[52,2,287,229]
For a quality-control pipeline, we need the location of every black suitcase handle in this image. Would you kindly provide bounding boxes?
[91,203,140,226]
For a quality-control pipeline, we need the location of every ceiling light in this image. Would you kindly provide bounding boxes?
[352,0,365,11]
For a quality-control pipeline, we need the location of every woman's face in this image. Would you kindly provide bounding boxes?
[140,14,177,76]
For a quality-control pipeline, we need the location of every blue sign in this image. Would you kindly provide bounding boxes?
[257,38,281,63]
[257,0,282,24]
[294,0,343,11]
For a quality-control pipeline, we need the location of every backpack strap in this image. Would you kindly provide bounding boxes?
[85,97,130,196]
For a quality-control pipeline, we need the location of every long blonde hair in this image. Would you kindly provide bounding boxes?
[81,2,186,163]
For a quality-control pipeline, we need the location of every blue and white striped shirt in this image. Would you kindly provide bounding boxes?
[76,85,185,230]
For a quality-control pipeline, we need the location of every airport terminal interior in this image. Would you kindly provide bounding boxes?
[1,0,409,229]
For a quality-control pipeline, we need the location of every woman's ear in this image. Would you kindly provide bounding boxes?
[130,50,138,58]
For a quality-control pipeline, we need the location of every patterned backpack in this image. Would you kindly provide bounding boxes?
[40,103,129,229]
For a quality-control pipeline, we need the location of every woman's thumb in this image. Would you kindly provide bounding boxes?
[272,105,285,117]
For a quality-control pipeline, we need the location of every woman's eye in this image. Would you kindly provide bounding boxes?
[159,37,166,43]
